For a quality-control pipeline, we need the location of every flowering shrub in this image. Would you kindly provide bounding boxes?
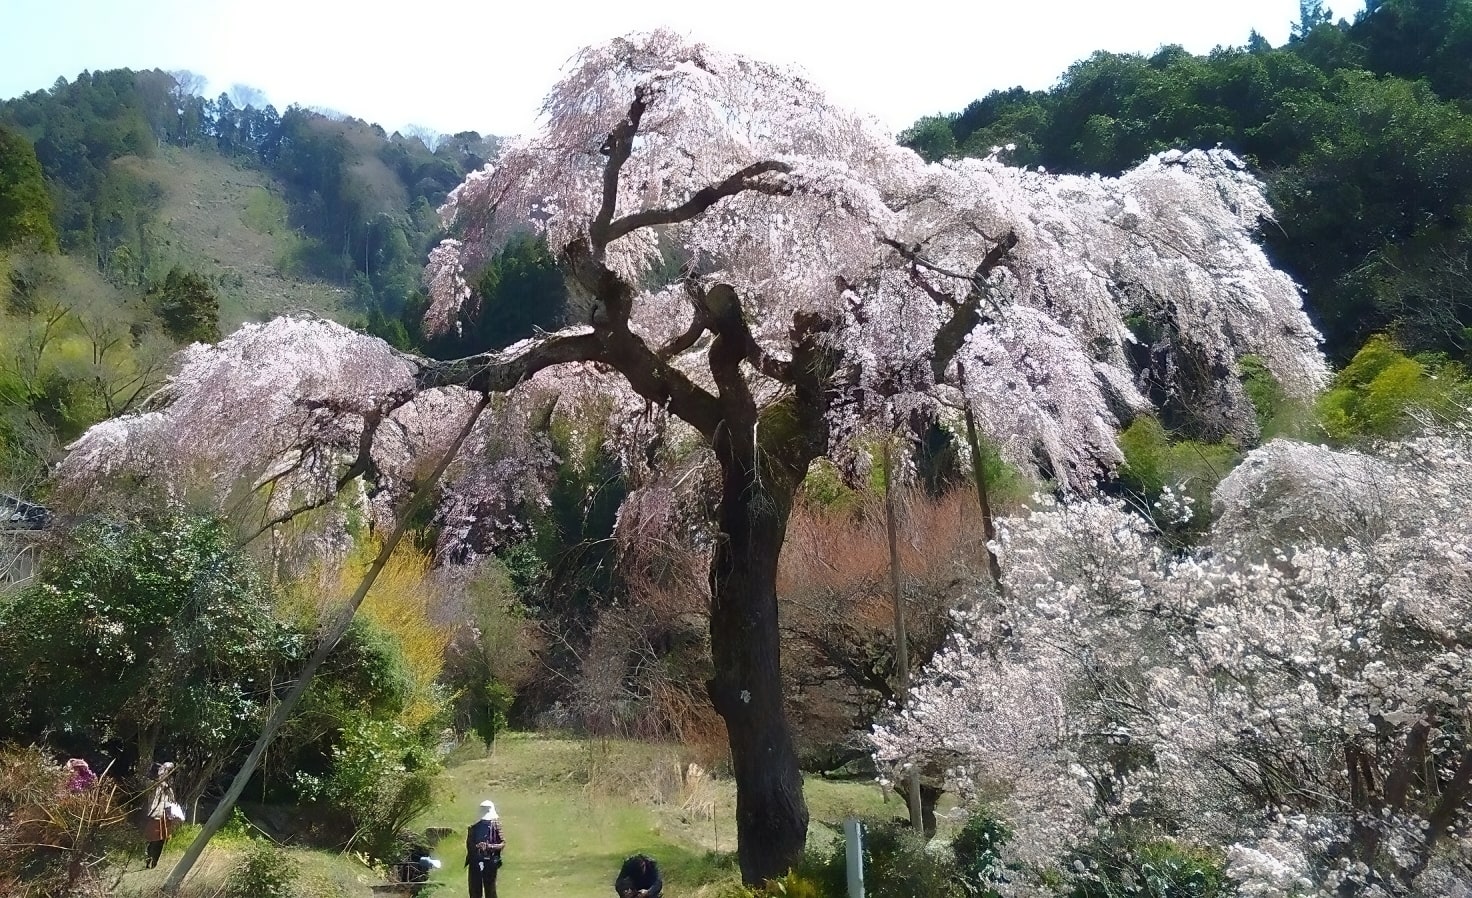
[874,433,1472,896]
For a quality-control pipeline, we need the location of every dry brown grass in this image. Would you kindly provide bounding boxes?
[0,747,133,898]
[565,480,997,772]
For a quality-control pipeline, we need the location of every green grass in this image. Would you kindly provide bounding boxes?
[802,775,901,845]
[418,734,743,898]
[116,733,905,898]
[113,827,382,898]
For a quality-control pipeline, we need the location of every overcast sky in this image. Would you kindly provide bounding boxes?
[2,0,1362,139]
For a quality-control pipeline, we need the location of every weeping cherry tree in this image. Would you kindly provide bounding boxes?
[59,30,1325,883]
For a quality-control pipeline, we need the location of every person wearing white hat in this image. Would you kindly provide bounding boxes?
[465,799,505,898]
[142,761,180,869]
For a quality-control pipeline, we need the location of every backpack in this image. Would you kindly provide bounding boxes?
[470,821,503,866]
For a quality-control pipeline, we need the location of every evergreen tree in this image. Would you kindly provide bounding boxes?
[0,125,58,251]
[148,266,220,343]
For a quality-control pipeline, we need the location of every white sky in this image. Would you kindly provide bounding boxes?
[1,0,1361,139]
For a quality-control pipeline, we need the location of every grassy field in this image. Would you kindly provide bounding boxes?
[117,733,900,898]
[128,145,350,328]
[415,734,903,897]
[114,826,385,898]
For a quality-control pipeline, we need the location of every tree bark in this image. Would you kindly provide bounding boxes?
[957,362,1003,588]
[136,721,160,782]
[706,447,810,884]
[882,439,923,832]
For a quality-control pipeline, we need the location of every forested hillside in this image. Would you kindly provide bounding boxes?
[0,68,573,490]
[904,0,1472,364]
[0,68,501,328]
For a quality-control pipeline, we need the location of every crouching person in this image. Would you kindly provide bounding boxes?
[615,853,663,898]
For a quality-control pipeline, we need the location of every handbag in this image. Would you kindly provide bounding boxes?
[167,802,185,821]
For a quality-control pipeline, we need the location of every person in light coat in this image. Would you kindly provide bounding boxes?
[142,761,178,869]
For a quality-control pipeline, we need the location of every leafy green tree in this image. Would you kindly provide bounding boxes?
[0,125,57,251]
[426,232,569,358]
[898,115,958,163]
[294,713,441,864]
[1266,72,1472,356]
[1317,334,1472,438]
[904,1,1472,361]
[148,266,221,343]
[1355,0,1472,100]
[0,514,296,791]
[1291,0,1335,40]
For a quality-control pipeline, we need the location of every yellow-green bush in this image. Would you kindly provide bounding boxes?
[1317,334,1472,439]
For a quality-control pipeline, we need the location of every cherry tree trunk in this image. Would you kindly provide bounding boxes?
[706,460,809,884]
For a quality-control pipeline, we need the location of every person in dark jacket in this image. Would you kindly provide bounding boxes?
[614,853,663,898]
[391,841,439,884]
[465,800,505,898]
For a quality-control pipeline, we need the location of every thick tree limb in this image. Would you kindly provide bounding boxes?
[705,285,760,431]
[606,160,794,243]
[410,329,608,393]
[656,294,711,359]
[923,231,1019,382]
[239,404,394,544]
[1405,746,1472,882]
[589,91,649,251]
[557,242,726,438]
[883,233,1015,286]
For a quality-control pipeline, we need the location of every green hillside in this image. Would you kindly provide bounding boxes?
[135,145,347,326]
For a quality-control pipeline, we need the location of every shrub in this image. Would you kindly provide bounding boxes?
[1115,417,1238,540]
[1317,334,1472,439]
[865,823,964,898]
[0,513,294,800]
[802,823,962,898]
[1067,836,1229,898]
[225,838,300,898]
[950,809,1012,897]
[1240,354,1313,438]
[293,713,441,865]
[717,869,834,898]
[0,745,131,898]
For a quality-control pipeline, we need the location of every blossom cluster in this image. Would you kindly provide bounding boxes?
[61,32,1330,585]
[873,434,1472,896]
[426,31,1325,490]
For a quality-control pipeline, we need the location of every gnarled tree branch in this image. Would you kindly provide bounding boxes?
[589,90,649,251]
[410,328,609,393]
[922,231,1019,381]
[606,160,794,243]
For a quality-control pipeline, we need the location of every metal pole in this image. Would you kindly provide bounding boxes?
[843,817,865,898]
